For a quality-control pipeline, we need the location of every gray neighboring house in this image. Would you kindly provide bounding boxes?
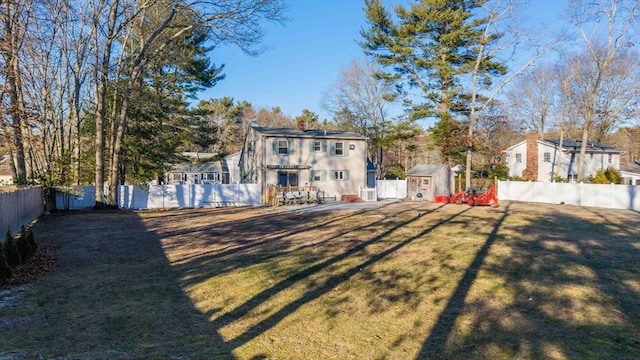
[620,159,640,185]
[164,151,241,185]
[405,164,454,201]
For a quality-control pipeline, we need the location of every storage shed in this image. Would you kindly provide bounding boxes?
[406,164,453,201]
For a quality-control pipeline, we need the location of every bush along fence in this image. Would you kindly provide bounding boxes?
[1,226,38,285]
[497,180,640,210]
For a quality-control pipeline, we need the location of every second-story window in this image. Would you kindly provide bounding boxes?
[515,153,522,163]
[313,140,321,152]
[278,140,288,155]
[543,152,550,162]
[335,142,344,156]
[608,154,612,163]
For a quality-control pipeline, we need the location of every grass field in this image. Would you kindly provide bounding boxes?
[1,201,639,359]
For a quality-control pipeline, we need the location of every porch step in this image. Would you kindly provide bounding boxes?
[341,194,364,202]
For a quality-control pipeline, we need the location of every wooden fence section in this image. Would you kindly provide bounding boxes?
[0,187,44,235]
[498,181,640,210]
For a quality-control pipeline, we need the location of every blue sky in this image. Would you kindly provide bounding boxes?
[198,0,567,123]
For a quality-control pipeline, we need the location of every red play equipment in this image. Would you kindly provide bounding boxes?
[450,185,499,207]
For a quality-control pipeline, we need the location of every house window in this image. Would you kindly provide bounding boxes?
[313,173,322,181]
[335,142,344,156]
[421,178,430,186]
[277,171,298,186]
[543,152,550,162]
[278,140,288,155]
[334,170,345,180]
[313,140,321,152]
[608,154,612,163]
[205,173,220,182]
[515,153,522,163]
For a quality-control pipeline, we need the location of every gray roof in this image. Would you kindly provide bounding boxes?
[620,161,640,175]
[544,139,623,153]
[406,164,447,176]
[252,126,367,140]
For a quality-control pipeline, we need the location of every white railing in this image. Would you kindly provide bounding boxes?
[0,187,44,234]
[498,181,640,210]
[359,187,377,202]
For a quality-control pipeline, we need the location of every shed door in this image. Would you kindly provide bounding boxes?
[419,177,433,199]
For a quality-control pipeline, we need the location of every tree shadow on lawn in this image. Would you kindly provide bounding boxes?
[151,202,471,357]
[422,203,640,359]
[2,211,235,359]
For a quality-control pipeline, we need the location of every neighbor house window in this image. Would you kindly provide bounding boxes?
[543,152,550,162]
[278,140,288,155]
[421,178,430,186]
[335,142,344,156]
[608,154,612,163]
[515,153,522,163]
[313,140,321,152]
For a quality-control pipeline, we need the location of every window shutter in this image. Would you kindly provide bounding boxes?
[344,170,350,180]
[272,139,277,154]
[288,139,294,155]
[309,170,314,182]
[344,143,350,156]
[322,140,328,152]
[310,141,315,152]
[330,142,335,155]
[320,170,327,181]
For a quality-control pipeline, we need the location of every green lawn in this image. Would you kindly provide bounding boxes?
[1,201,639,359]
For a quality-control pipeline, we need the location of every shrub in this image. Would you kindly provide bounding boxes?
[0,242,12,284]
[589,167,623,184]
[18,226,36,261]
[5,229,22,267]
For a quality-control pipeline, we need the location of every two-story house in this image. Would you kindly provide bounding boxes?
[504,133,625,182]
[239,122,369,200]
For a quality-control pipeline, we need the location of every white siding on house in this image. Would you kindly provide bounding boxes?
[239,127,368,200]
[504,139,623,182]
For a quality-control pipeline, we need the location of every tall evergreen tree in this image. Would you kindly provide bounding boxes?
[360,0,507,168]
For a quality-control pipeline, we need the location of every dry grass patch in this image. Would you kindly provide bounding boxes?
[1,202,639,359]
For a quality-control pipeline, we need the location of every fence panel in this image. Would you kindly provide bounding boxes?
[0,187,44,234]
[497,181,640,210]
[118,184,262,210]
[376,179,407,199]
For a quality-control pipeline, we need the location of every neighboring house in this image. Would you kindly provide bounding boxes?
[504,133,625,182]
[164,151,240,185]
[406,164,454,201]
[620,158,640,185]
[0,155,13,185]
[239,121,369,200]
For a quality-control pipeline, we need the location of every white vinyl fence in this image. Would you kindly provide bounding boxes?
[0,187,44,234]
[56,184,263,210]
[119,184,262,209]
[498,180,640,210]
[376,179,407,199]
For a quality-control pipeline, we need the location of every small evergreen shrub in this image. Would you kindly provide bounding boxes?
[18,225,37,261]
[0,242,12,283]
[5,229,22,267]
